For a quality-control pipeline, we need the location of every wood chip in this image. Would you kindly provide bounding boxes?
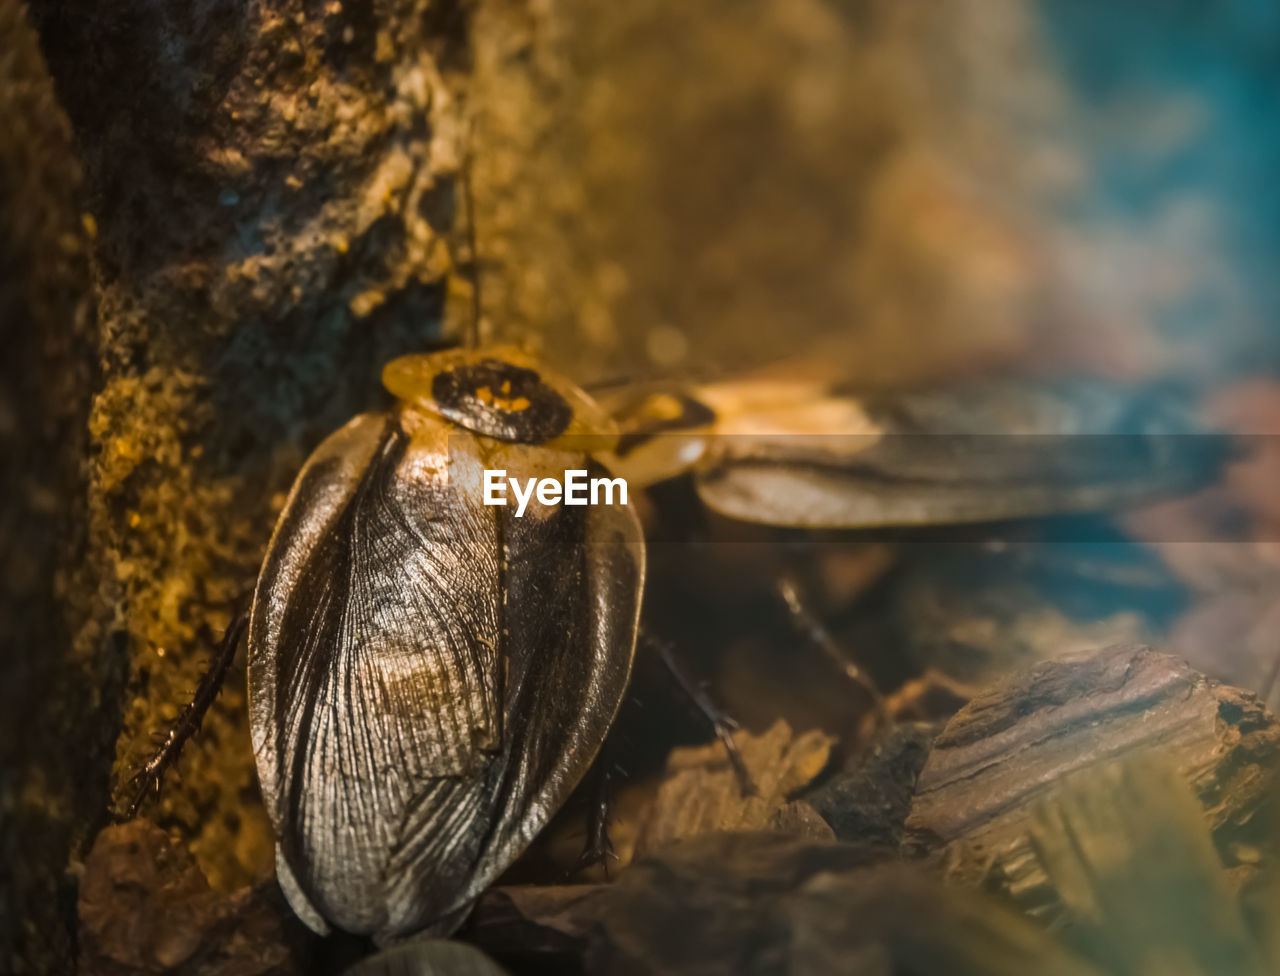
[633,719,836,858]
[903,643,1280,902]
[804,721,935,852]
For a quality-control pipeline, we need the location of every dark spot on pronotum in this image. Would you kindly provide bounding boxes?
[432,359,573,444]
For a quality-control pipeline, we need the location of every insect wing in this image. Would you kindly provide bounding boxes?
[249,414,643,939]
[376,450,643,938]
[691,378,1222,528]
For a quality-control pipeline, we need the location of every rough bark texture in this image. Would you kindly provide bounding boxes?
[468,656,1280,975]
[0,4,108,970]
[903,643,1280,903]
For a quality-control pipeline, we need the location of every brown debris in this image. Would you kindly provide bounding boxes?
[469,833,1098,976]
[873,669,977,728]
[467,885,605,960]
[804,721,935,852]
[632,720,836,859]
[903,643,1280,901]
[78,821,299,976]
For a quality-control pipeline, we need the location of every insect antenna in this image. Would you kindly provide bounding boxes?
[776,572,886,729]
[646,634,757,797]
[460,138,482,351]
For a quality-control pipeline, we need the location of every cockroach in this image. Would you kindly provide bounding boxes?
[250,345,645,939]
[124,335,1221,945]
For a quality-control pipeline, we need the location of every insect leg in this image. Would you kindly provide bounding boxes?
[646,635,757,796]
[775,572,886,728]
[571,760,618,878]
[460,140,482,350]
[122,609,249,819]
